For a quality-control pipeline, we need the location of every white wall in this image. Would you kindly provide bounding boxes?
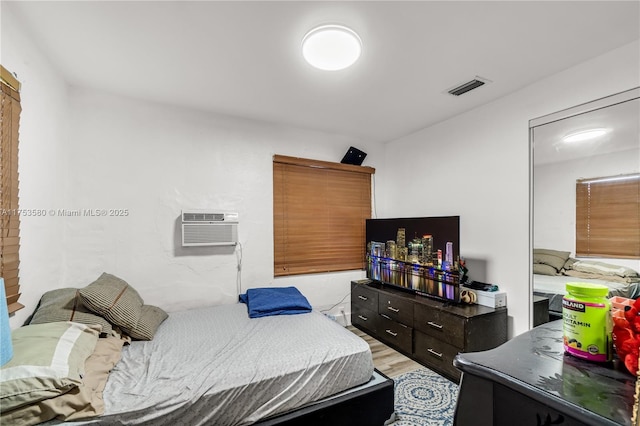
[8,85,385,327]
[5,3,639,338]
[534,149,640,271]
[2,7,70,327]
[4,6,386,327]
[381,40,640,337]
[59,89,385,316]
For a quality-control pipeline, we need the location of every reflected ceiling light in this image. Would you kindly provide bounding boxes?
[562,128,608,143]
[302,24,362,71]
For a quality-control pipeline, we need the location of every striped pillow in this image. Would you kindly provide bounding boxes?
[29,288,113,335]
[78,273,144,331]
[125,304,168,341]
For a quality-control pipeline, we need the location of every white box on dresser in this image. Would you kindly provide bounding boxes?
[475,290,507,308]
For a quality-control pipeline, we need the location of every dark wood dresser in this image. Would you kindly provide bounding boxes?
[351,280,508,382]
[453,320,636,426]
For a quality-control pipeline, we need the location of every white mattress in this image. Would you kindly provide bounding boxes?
[533,273,640,313]
[71,303,374,426]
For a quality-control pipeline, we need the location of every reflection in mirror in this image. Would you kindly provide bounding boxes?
[530,88,640,327]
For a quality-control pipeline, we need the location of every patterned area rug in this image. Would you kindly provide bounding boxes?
[390,368,459,426]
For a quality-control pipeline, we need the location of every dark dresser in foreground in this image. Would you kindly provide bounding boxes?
[351,280,507,382]
[453,320,636,426]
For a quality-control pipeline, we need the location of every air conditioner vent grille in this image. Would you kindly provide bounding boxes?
[183,212,224,222]
[447,77,490,96]
[182,223,236,246]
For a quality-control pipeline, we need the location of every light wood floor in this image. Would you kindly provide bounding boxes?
[348,326,423,378]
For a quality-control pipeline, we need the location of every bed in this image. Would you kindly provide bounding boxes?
[532,249,640,318]
[1,275,395,426]
[534,273,640,318]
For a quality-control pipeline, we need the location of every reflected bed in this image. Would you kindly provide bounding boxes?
[534,273,640,317]
[532,249,640,318]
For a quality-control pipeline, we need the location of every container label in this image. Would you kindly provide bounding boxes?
[562,299,606,312]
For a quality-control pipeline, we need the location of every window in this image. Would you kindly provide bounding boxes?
[273,155,374,276]
[576,173,640,259]
[0,65,23,313]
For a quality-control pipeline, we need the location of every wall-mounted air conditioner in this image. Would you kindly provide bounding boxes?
[181,210,238,247]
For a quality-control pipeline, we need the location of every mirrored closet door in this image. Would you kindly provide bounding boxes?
[529,88,640,327]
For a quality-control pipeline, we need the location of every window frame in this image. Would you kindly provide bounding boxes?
[575,173,640,259]
[1,65,24,314]
[273,154,375,277]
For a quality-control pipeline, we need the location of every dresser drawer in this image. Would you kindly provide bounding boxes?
[351,304,380,335]
[414,307,465,349]
[351,284,379,312]
[414,330,461,381]
[379,314,412,354]
[378,293,413,325]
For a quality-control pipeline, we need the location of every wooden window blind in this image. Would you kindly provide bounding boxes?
[576,174,640,259]
[0,65,23,313]
[273,155,374,277]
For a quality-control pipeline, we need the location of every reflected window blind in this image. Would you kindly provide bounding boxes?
[0,68,23,313]
[273,155,374,277]
[576,174,640,259]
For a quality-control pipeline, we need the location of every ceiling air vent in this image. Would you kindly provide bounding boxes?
[447,77,490,96]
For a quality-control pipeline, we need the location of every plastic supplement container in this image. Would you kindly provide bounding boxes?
[562,282,612,362]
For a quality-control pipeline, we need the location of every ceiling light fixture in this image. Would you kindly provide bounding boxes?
[562,128,608,143]
[302,24,362,71]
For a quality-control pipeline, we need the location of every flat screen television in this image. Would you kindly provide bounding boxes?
[365,216,463,303]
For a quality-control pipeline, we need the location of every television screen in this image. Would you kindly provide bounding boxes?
[365,216,462,302]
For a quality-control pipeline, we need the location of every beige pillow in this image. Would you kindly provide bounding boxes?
[29,288,112,335]
[533,248,571,272]
[79,273,144,330]
[564,257,578,271]
[533,263,558,276]
[0,322,99,412]
[0,333,127,425]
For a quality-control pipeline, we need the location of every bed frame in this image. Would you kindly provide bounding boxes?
[256,369,396,426]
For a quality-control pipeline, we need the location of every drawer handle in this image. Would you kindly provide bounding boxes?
[427,348,443,358]
[427,321,443,329]
[357,315,368,321]
[385,329,398,337]
[358,295,368,301]
[387,306,400,313]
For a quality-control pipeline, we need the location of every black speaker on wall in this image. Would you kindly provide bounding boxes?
[340,146,367,166]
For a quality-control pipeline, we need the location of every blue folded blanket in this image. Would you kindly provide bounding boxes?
[239,287,312,318]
